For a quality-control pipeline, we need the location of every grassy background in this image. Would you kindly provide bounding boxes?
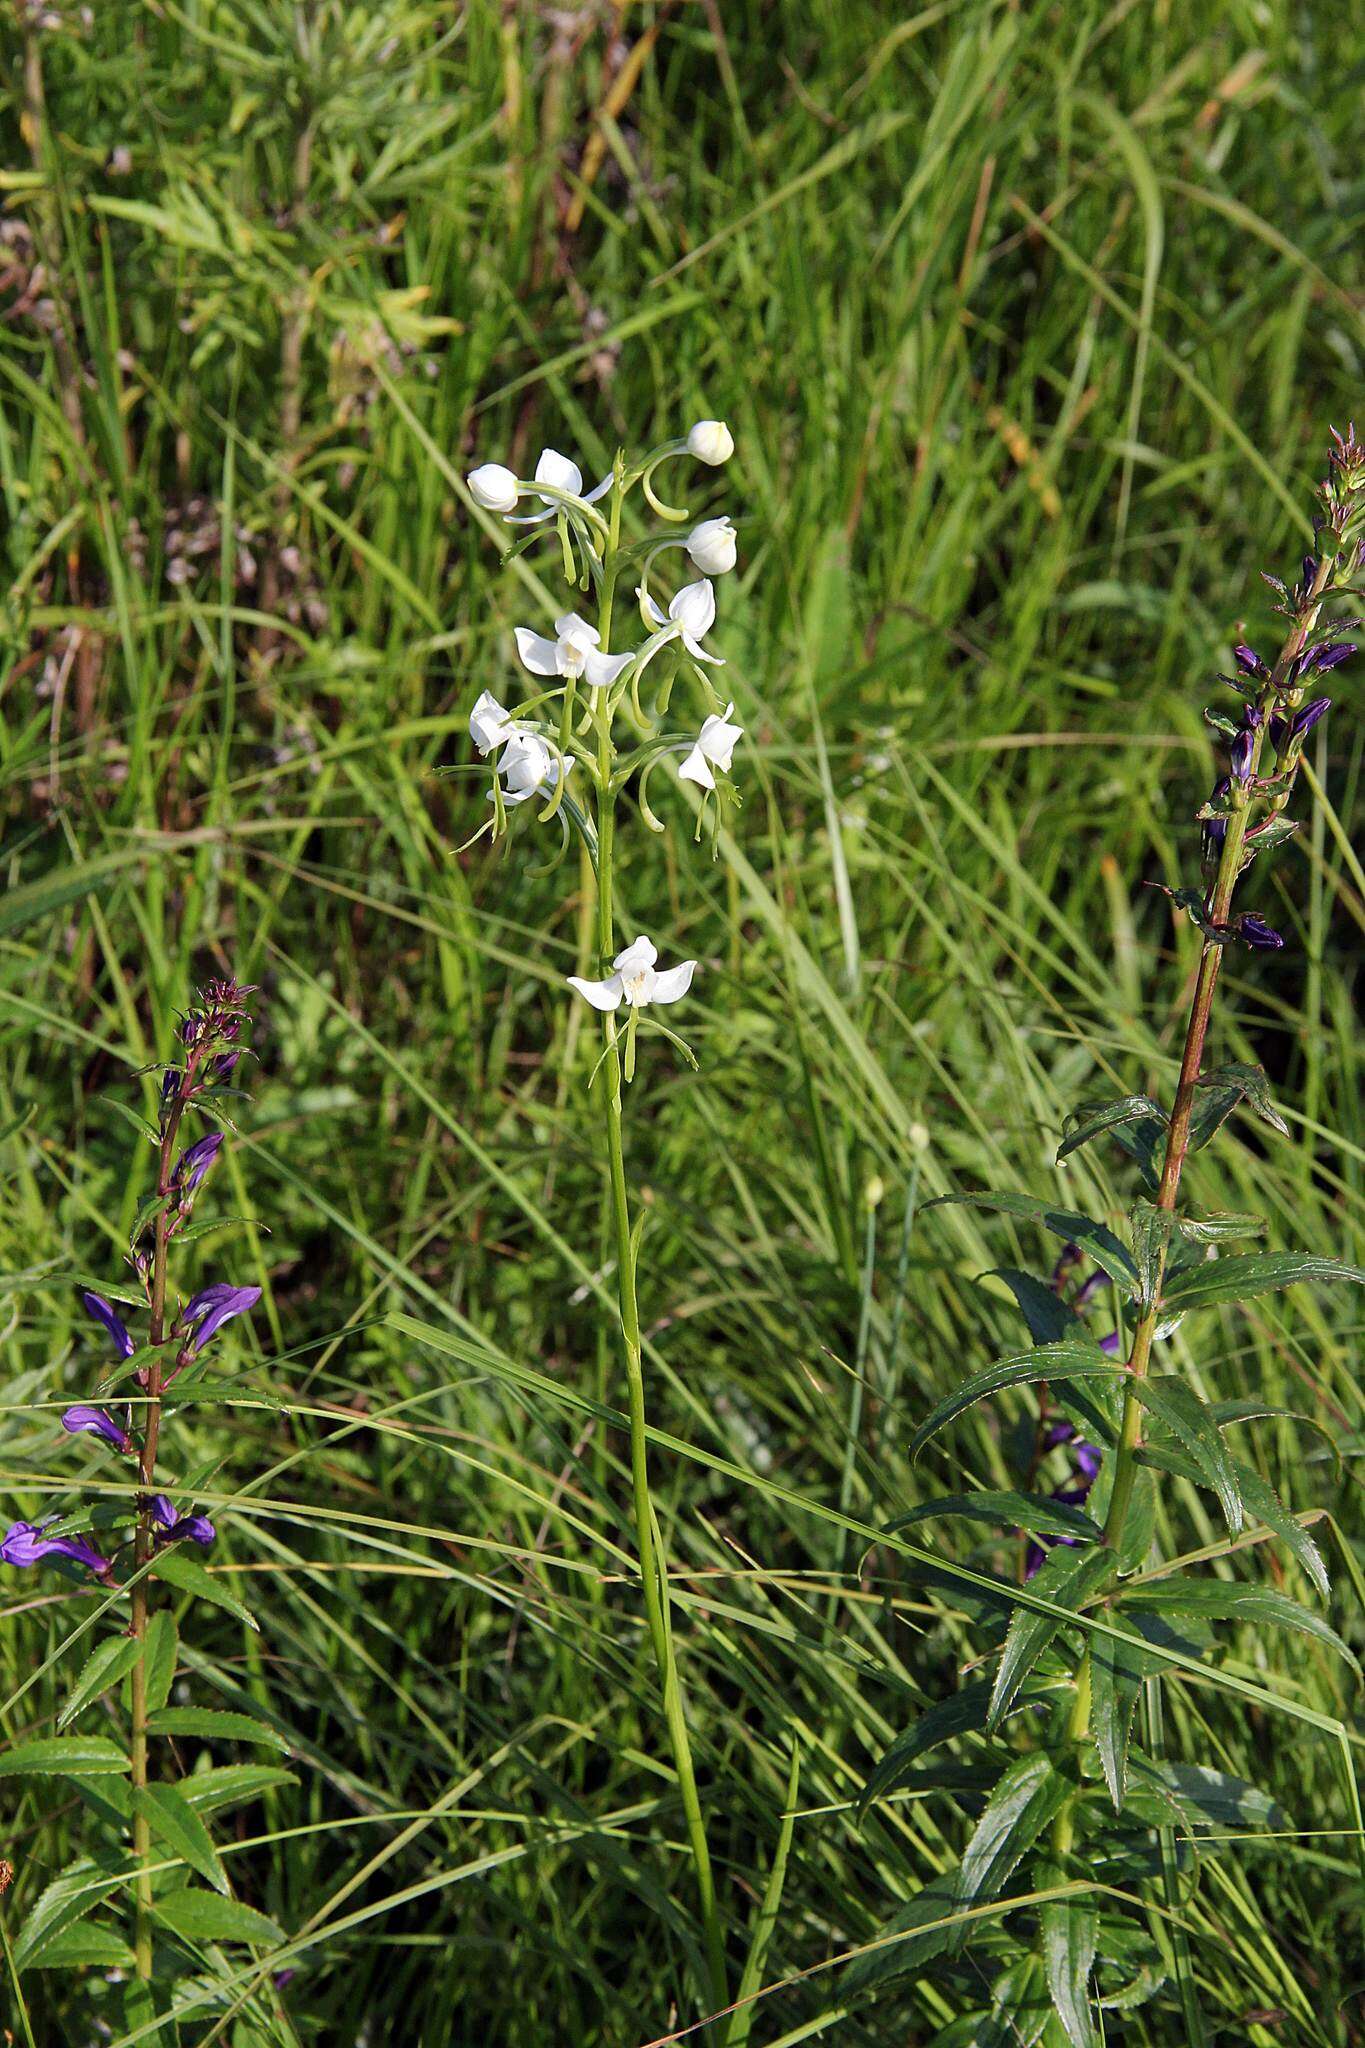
[2,1,1363,2040]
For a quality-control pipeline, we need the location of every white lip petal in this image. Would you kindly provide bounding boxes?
[683,634,725,667]
[650,961,697,1005]
[568,973,624,1011]
[678,744,716,789]
[554,612,600,649]
[584,648,634,690]
[583,472,614,504]
[514,628,561,677]
[670,579,716,637]
[612,936,658,976]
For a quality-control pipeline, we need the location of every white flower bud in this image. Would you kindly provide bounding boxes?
[686,420,734,466]
[686,516,737,575]
[466,463,519,513]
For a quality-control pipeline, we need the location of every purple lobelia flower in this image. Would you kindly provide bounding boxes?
[151,1496,215,1547]
[61,1405,133,1454]
[82,1291,136,1360]
[172,1131,223,1197]
[1024,1421,1103,1578]
[1271,695,1332,753]
[1229,722,1257,784]
[178,1283,262,1353]
[1,1516,112,1579]
[1235,912,1284,950]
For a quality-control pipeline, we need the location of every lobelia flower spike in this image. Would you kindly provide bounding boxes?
[889,428,1365,2043]
[459,419,743,2016]
[1,974,268,1996]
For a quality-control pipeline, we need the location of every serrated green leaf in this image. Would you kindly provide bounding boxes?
[1056,1097,1166,1165]
[1130,1756,1286,1830]
[860,1681,1006,1817]
[59,1635,143,1729]
[1042,1896,1099,2048]
[931,1193,1138,1289]
[134,1783,229,1893]
[153,1887,283,1947]
[958,1753,1071,1914]
[842,1871,965,1992]
[1128,1201,1174,1311]
[151,1549,259,1631]
[147,1708,290,1752]
[1120,1578,1359,1669]
[0,1736,130,1778]
[1162,1251,1365,1315]
[144,1610,179,1713]
[1175,1211,1266,1245]
[1190,1061,1289,1149]
[1089,1626,1159,1810]
[888,1493,1101,1543]
[13,1857,128,1970]
[23,1921,136,1969]
[910,1343,1121,1460]
[989,1545,1113,1729]
[1133,1377,1241,1532]
[1231,1461,1329,1598]
[179,1763,298,1813]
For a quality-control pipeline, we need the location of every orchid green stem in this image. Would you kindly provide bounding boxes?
[591,469,728,2025]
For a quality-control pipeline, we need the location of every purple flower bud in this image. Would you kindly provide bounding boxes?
[1293,695,1332,740]
[1201,777,1230,864]
[160,1068,181,1109]
[173,1132,223,1196]
[181,1015,203,1047]
[82,1291,136,1360]
[1302,555,1317,588]
[1234,645,1267,678]
[1229,726,1256,783]
[179,1282,262,1353]
[151,1496,215,1547]
[61,1405,133,1454]
[1,1517,111,1579]
[211,1049,241,1083]
[1306,642,1354,675]
[1236,912,1284,950]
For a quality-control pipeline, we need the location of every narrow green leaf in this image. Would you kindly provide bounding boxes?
[0,1736,130,1779]
[888,1493,1101,1543]
[134,1784,229,1893]
[958,1753,1071,1912]
[931,1193,1138,1288]
[153,1888,283,1947]
[1130,1756,1286,1830]
[842,1872,964,1992]
[179,1764,298,1814]
[1056,1096,1166,1164]
[910,1343,1121,1460]
[1175,1211,1266,1245]
[1089,1625,1159,1811]
[989,1546,1112,1729]
[151,1550,259,1631]
[23,1922,136,1970]
[1134,1377,1242,1532]
[1120,1578,1359,1670]
[1042,1896,1099,2048]
[144,1611,179,1714]
[1128,1201,1174,1310]
[147,1708,290,1752]
[59,1636,143,1730]
[1163,1251,1365,1315]
[13,1858,128,1970]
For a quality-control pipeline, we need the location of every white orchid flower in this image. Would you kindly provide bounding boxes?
[637,579,724,668]
[466,464,519,514]
[507,447,613,526]
[679,702,744,789]
[469,690,519,756]
[495,731,572,808]
[514,612,635,690]
[569,936,697,1012]
[687,420,735,465]
[686,517,737,576]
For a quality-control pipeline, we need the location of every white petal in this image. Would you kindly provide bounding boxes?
[686,421,734,465]
[583,471,614,504]
[514,628,561,677]
[583,648,634,689]
[535,448,583,496]
[650,960,697,1005]
[670,579,716,637]
[678,744,716,789]
[469,691,516,755]
[554,612,600,651]
[637,586,668,629]
[568,973,623,1011]
[698,707,743,769]
[612,936,657,976]
[467,464,519,513]
[683,633,725,668]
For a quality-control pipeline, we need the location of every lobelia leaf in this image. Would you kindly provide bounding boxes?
[1119,1578,1359,1671]
[1042,1894,1100,2048]
[1129,1757,1286,1831]
[1174,1210,1266,1245]
[1140,1441,1330,1596]
[929,1193,1139,1290]
[148,1707,291,1752]
[1056,1096,1166,1164]
[910,1343,1123,1460]
[987,1269,1092,1348]
[153,1887,284,1947]
[134,1783,230,1893]
[980,1953,1054,2048]
[152,1549,259,1631]
[957,1753,1072,1917]
[1189,1061,1289,1149]
[180,1764,299,1813]
[1128,1202,1174,1311]
[1089,1625,1162,1810]
[0,1736,130,1778]
[887,1493,1102,1543]
[842,1871,966,1992]
[23,1921,136,1970]
[12,1857,129,1970]
[59,1636,143,1729]
[1162,1251,1365,1315]
[989,1546,1113,1730]
[144,1609,179,1713]
[858,1679,1056,1818]
[1133,1377,1242,1532]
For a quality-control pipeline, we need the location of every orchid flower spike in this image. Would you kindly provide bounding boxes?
[679,703,744,789]
[515,613,634,690]
[62,1405,133,1454]
[1,1516,112,1580]
[469,691,520,756]
[637,579,724,668]
[569,936,697,1012]
[686,518,737,576]
[82,1290,136,1360]
[494,731,572,809]
[507,448,612,526]
[466,463,520,514]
